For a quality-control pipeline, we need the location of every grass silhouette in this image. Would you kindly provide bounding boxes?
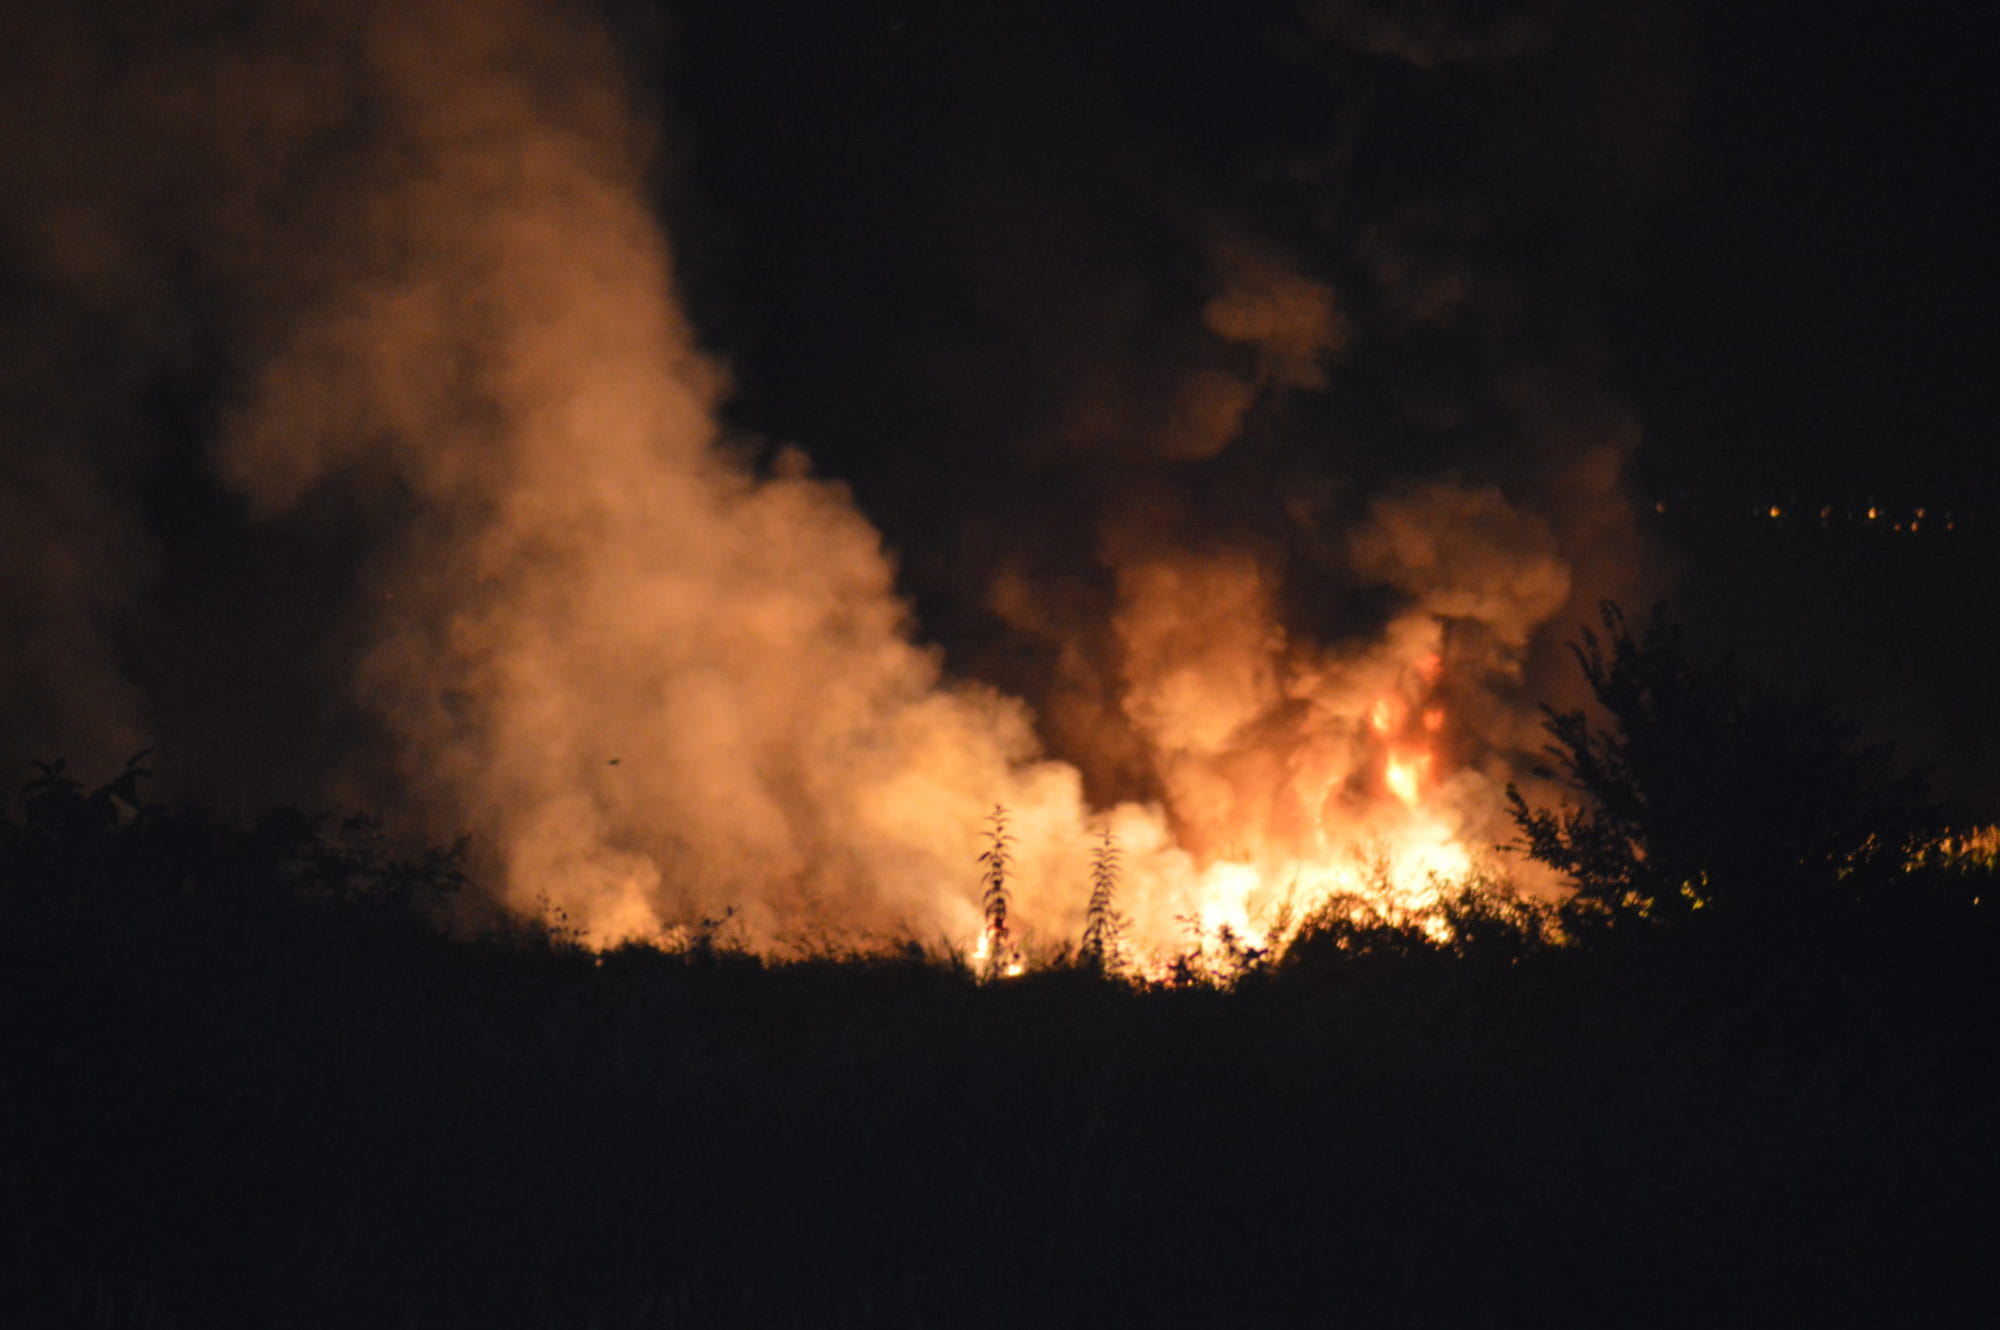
[3,739,1996,1327]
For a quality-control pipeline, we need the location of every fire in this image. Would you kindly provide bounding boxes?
[1384,750,1429,808]
[972,932,1026,977]
[1192,860,1263,942]
[961,599,1502,974]
[1020,481,1576,968]
[0,0,1602,973]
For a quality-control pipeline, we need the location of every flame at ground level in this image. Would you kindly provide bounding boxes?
[0,0,1626,983]
[520,581,1537,969]
[1175,811,1478,949]
[487,484,1568,966]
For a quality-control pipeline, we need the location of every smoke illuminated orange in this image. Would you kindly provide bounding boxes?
[17,0,1592,966]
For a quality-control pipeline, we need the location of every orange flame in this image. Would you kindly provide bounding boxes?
[1384,749,1429,809]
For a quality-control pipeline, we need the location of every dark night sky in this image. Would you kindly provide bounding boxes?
[651,0,1997,808]
[654,0,1992,506]
[1617,3,1992,501]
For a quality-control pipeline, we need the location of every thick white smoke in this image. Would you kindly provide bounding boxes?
[0,0,1057,942]
[2,0,1646,956]
[178,0,1138,946]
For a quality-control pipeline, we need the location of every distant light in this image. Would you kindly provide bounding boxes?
[1767,505,1782,519]
[1654,498,1667,514]
[1916,507,1928,519]
[1867,506,1879,521]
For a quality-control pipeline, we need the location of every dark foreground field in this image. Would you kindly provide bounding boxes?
[4,772,1997,1329]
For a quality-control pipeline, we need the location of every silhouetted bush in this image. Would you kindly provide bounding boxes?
[0,754,470,989]
[5,752,1996,1327]
[1509,603,1940,936]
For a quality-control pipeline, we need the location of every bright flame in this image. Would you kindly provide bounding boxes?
[1048,480,1574,967]
[1193,860,1263,943]
[1385,750,1429,808]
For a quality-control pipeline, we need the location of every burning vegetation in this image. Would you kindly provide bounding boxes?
[5,0,1992,984]
[0,0,1659,961]
[5,2,1992,1323]
[5,693,1996,1325]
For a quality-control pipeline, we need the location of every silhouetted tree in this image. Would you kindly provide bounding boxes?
[1509,604,1936,931]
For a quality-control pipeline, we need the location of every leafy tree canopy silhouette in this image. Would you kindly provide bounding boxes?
[1509,603,1937,931]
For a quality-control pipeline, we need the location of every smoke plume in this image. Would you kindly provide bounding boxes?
[2,0,1684,954]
